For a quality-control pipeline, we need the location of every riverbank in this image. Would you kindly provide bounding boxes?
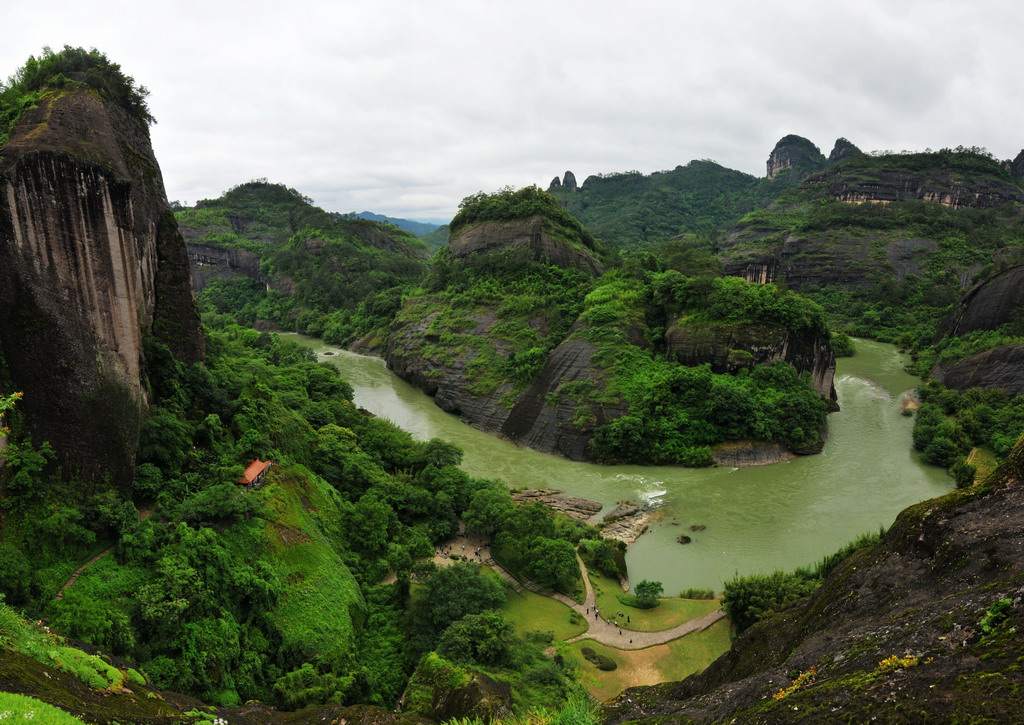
[287,333,952,594]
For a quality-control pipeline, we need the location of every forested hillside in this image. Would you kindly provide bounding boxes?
[545,136,841,250]
[387,186,837,465]
[178,180,430,347]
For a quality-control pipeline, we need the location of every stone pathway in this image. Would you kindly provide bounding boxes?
[435,533,728,650]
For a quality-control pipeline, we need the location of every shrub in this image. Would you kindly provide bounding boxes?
[679,588,716,599]
[580,646,617,671]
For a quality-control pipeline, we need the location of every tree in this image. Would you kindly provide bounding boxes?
[437,611,517,667]
[0,544,31,603]
[721,571,817,631]
[412,563,507,650]
[524,538,580,593]
[463,487,515,537]
[0,391,21,437]
[633,580,664,606]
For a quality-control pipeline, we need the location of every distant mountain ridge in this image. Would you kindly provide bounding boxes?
[545,135,853,250]
[347,210,441,236]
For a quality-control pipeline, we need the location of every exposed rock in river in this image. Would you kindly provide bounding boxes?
[602,500,641,523]
[710,440,796,467]
[511,488,602,521]
[598,500,652,546]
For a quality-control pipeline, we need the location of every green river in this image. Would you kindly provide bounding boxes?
[286,334,951,594]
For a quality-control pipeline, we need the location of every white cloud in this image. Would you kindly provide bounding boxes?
[3,0,1023,220]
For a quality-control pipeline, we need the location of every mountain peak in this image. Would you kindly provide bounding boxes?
[766,135,826,179]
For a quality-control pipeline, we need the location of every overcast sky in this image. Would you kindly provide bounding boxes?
[4,1,1023,221]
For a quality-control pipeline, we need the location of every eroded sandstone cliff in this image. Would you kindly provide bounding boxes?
[720,153,1024,292]
[0,88,202,488]
[665,322,836,400]
[448,216,604,276]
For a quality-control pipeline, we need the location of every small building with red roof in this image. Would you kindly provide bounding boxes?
[238,459,273,489]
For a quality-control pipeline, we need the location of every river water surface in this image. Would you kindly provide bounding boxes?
[286,335,950,594]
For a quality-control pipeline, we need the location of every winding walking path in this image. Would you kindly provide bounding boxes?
[55,509,152,601]
[436,534,728,650]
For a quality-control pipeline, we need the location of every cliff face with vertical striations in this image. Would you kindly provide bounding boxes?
[665,322,836,400]
[0,88,203,489]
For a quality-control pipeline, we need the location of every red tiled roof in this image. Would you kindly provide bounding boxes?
[238,459,272,484]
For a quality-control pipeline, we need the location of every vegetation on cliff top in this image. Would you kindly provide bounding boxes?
[451,185,599,252]
[0,46,153,145]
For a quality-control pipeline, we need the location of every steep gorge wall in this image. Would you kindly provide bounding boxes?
[0,90,202,488]
[666,321,836,399]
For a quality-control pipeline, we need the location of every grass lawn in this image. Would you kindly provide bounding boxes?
[564,618,732,702]
[0,693,85,723]
[590,572,721,632]
[968,446,999,484]
[502,588,588,641]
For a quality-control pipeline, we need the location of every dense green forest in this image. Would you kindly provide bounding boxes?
[546,160,800,250]
[0,326,610,713]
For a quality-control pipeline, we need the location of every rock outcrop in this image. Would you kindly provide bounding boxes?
[186,242,265,293]
[562,170,578,192]
[604,443,1024,723]
[665,322,837,399]
[828,137,862,164]
[386,315,628,461]
[1011,149,1024,178]
[937,264,1024,339]
[0,88,203,489]
[766,135,827,180]
[511,488,603,520]
[720,155,1024,293]
[824,168,1024,208]
[448,216,603,276]
[710,440,796,467]
[933,343,1024,397]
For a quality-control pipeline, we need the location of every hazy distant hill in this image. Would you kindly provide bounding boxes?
[545,136,833,250]
[347,210,441,236]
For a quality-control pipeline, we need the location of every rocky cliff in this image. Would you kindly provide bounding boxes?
[665,322,836,400]
[937,264,1024,338]
[720,150,1024,292]
[187,242,265,293]
[933,344,1024,397]
[766,135,827,180]
[448,216,604,276]
[386,304,626,462]
[827,137,862,164]
[604,440,1024,723]
[0,88,202,489]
